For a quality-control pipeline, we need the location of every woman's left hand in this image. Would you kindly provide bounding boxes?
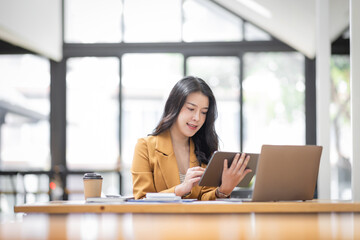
[218,153,252,195]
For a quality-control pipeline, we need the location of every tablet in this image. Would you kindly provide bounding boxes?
[198,151,259,188]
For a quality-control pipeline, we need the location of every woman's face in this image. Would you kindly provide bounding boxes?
[172,91,209,138]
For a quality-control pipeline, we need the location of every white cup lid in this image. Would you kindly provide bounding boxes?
[83,173,103,179]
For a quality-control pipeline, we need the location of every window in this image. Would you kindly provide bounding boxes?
[0,54,50,169]
[330,55,351,200]
[66,57,120,169]
[243,52,305,153]
[123,0,182,42]
[244,22,271,41]
[121,53,183,194]
[121,53,183,166]
[64,0,273,44]
[65,0,122,43]
[183,0,243,42]
[187,56,241,151]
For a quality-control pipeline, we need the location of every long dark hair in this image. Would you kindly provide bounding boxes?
[152,76,219,165]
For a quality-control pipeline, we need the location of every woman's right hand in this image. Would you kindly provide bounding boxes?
[175,166,205,196]
[218,153,252,196]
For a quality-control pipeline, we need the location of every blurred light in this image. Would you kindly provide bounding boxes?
[50,181,56,190]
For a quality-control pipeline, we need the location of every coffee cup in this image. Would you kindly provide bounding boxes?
[83,173,103,199]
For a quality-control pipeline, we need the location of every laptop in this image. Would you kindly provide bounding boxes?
[249,144,322,202]
[204,145,322,202]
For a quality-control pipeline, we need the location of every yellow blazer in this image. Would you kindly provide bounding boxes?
[131,130,216,200]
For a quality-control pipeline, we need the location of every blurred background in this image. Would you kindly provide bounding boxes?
[0,0,351,213]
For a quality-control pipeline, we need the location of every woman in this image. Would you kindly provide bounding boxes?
[131,76,251,200]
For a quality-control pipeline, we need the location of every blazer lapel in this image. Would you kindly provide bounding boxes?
[155,130,180,188]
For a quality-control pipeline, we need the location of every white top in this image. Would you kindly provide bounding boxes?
[179,172,185,183]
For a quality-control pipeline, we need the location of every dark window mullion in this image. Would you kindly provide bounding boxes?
[118,55,123,195]
[239,52,244,152]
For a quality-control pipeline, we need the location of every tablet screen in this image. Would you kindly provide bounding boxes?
[198,151,259,187]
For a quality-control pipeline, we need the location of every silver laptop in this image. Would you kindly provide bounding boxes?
[222,145,322,202]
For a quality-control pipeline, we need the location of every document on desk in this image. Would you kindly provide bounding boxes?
[127,193,196,203]
[86,195,134,203]
[133,193,181,202]
[191,200,245,204]
[145,193,180,201]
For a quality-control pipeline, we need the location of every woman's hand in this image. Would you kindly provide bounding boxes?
[175,166,205,196]
[218,153,252,196]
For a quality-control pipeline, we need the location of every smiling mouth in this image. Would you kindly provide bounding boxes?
[187,123,198,130]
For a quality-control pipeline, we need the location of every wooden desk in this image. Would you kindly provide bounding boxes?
[14,200,360,214]
[2,212,360,239]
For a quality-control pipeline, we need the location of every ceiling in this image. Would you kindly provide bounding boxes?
[214,0,349,59]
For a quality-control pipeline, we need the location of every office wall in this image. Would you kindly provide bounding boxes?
[0,0,62,61]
